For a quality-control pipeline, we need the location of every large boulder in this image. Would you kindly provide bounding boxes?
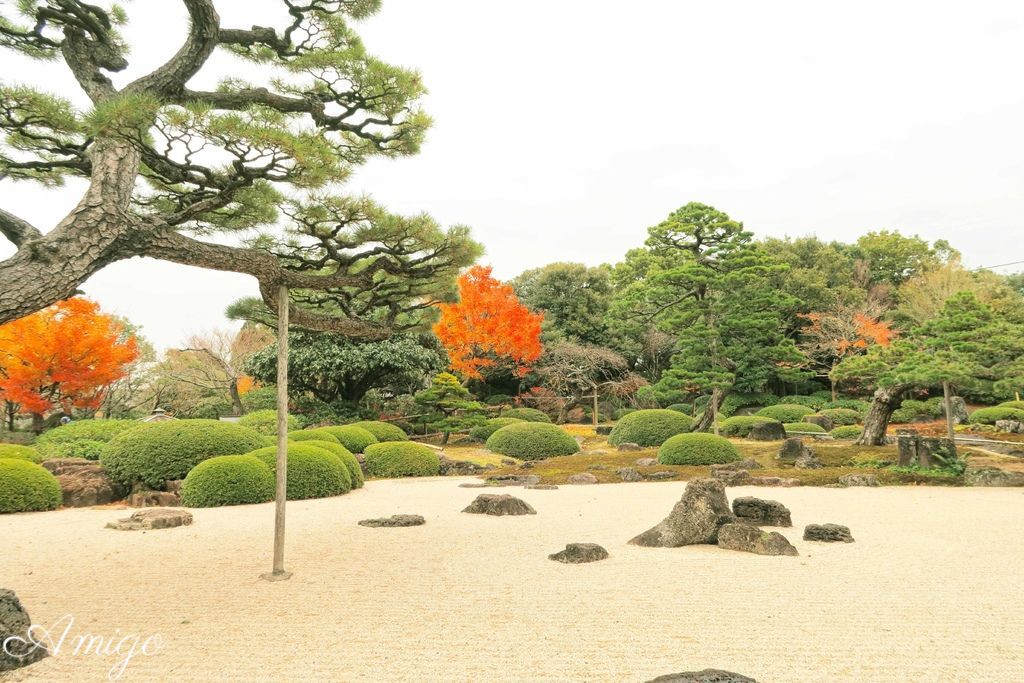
[647,670,757,682]
[804,414,833,431]
[994,420,1024,435]
[567,472,599,485]
[0,589,48,672]
[896,434,957,468]
[717,522,798,556]
[548,543,609,564]
[748,421,786,441]
[616,442,642,452]
[358,514,425,527]
[462,494,536,516]
[629,479,734,547]
[803,523,854,542]
[942,396,970,424]
[732,496,792,527]
[105,508,193,531]
[777,437,811,463]
[964,467,1024,487]
[40,458,128,507]
[838,473,879,487]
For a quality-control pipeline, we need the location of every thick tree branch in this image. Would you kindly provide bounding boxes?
[0,208,43,247]
[126,0,220,96]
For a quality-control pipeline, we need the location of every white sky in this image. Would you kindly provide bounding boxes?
[2,0,1023,349]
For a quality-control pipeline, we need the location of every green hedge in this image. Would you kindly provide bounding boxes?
[830,425,863,440]
[500,407,552,423]
[485,422,580,460]
[0,444,44,463]
[778,395,827,411]
[363,442,440,478]
[819,408,861,426]
[756,404,816,423]
[718,415,781,438]
[43,440,106,461]
[968,406,1024,425]
[469,417,524,442]
[101,420,266,488]
[665,403,692,414]
[485,394,514,405]
[824,399,871,413]
[350,420,408,442]
[891,398,944,423]
[997,400,1024,411]
[238,410,299,435]
[783,422,827,434]
[289,428,342,445]
[317,425,378,453]
[697,392,779,418]
[0,458,62,513]
[299,440,363,488]
[608,409,693,447]
[36,419,140,448]
[249,444,352,499]
[658,433,740,465]
[181,455,275,507]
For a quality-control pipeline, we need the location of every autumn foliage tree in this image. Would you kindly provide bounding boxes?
[434,266,543,382]
[0,298,138,430]
[798,302,895,399]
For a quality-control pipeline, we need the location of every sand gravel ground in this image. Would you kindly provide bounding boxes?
[2,479,1023,682]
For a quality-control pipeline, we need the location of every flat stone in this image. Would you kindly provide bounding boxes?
[485,474,540,487]
[838,473,879,487]
[964,467,1024,487]
[462,494,536,516]
[803,523,854,543]
[635,457,658,466]
[525,484,558,490]
[358,514,425,528]
[587,464,609,470]
[106,508,193,531]
[712,458,762,471]
[501,458,517,466]
[712,469,752,486]
[646,471,677,480]
[994,419,1024,434]
[617,467,643,482]
[749,477,801,487]
[647,668,757,682]
[567,472,599,485]
[0,589,48,672]
[548,543,609,564]
[617,442,642,452]
[629,478,734,547]
[458,483,489,488]
[717,522,798,556]
[732,496,792,527]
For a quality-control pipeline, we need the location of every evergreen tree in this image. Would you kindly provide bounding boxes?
[414,373,484,444]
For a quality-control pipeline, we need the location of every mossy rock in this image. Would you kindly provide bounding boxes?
[317,425,379,453]
[500,407,552,423]
[0,458,62,513]
[248,444,351,499]
[350,420,408,442]
[658,433,741,465]
[486,423,580,460]
[237,410,300,435]
[181,455,275,507]
[363,442,440,478]
[783,422,827,434]
[719,415,782,438]
[756,404,816,423]
[469,417,525,442]
[0,444,44,464]
[608,409,693,447]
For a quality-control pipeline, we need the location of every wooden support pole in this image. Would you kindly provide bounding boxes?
[942,380,955,443]
[592,384,599,428]
[262,284,291,582]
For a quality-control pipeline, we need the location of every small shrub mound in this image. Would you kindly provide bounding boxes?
[968,406,1024,425]
[0,458,62,513]
[608,409,693,447]
[830,425,863,440]
[318,425,379,453]
[43,439,106,461]
[997,400,1024,411]
[351,420,408,442]
[658,433,740,465]
[181,455,275,507]
[36,419,140,447]
[783,422,827,434]
[486,422,580,460]
[238,410,300,435]
[364,442,440,478]
[469,417,524,442]
[500,407,552,423]
[289,428,342,445]
[0,444,44,463]
[249,444,351,499]
[718,415,781,438]
[778,395,827,410]
[756,404,816,423]
[101,420,266,488]
[825,399,871,413]
[665,403,692,414]
[299,440,363,488]
[819,408,861,426]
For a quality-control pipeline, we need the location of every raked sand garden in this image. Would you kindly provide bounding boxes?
[3,477,1023,682]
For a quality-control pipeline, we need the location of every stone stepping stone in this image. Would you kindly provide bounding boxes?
[358,514,425,528]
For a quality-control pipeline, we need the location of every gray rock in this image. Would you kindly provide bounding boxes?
[0,589,48,672]
[994,419,1024,434]
[711,469,752,486]
[548,543,609,564]
[567,472,599,485]
[838,473,879,487]
[794,450,823,469]
[616,442,642,452]
[647,669,757,682]
[803,523,854,542]
[106,508,193,531]
[485,474,540,487]
[717,523,798,556]
[732,496,792,527]
[595,425,613,435]
[804,414,834,431]
[964,467,1024,487]
[462,494,536,516]
[943,396,970,424]
[749,476,801,487]
[458,483,489,488]
[646,471,677,480]
[635,457,658,467]
[127,490,181,508]
[629,478,734,547]
[439,455,486,476]
[748,421,786,441]
[896,434,958,468]
[712,458,762,471]
[501,458,517,466]
[40,458,128,507]
[358,514,425,528]
[617,467,643,482]
[777,437,812,462]
[525,484,558,490]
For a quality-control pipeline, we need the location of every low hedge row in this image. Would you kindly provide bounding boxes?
[500,407,552,423]
[968,406,1024,425]
[317,425,378,453]
[783,422,827,434]
[237,410,300,435]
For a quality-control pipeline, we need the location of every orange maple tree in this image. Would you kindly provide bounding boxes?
[0,298,139,423]
[433,266,544,380]
[798,303,895,397]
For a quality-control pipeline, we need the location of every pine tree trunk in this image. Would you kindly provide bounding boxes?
[229,379,244,416]
[694,387,727,432]
[856,384,909,446]
[557,395,581,424]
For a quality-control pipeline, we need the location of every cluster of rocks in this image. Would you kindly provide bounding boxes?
[964,467,1024,487]
[439,454,494,476]
[709,457,800,488]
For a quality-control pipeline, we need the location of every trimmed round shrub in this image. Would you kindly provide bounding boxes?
[778,395,827,410]
[36,419,139,447]
[101,420,266,488]
[658,433,740,466]
[469,417,525,442]
[44,439,106,461]
[783,422,827,434]
[500,407,552,423]
[238,410,299,435]
[248,444,351,499]
[181,455,275,507]
[608,409,693,447]
[824,398,871,412]
[613,408,636,420]
[486,422,580,460]
[485,394,514,406]
[364,442,440,478]
[289,428,342,445]
[756,404,816,423]
[718,415,781,438]
[968,406,1024,426]
[0,458,62,513]
[819,408,861,426]
[0,444,44,463]
[299,440,363,489]
[997,400,1024,411]
[665,403,692,414]
[317,425,378,453]
[830,425,863,440]
[350,420,408,442]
